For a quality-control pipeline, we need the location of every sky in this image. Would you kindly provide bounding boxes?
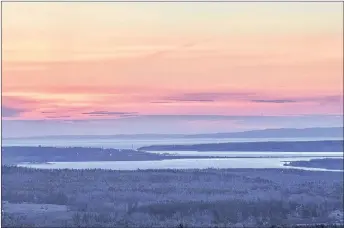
[2,2,343,137]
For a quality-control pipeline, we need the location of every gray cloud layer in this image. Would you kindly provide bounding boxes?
[251,99,296,103]
[82,111,138,116]
[157,92,255,103]
[154,92,343,104]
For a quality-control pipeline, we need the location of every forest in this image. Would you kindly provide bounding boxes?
[2,166,343,227]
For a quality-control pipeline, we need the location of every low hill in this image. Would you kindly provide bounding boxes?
[139,140,344,152]
[4,127,343,140]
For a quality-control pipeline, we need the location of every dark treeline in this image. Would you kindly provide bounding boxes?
[2,166,343,227]
[2,146,223,165]
[139,140,344,152]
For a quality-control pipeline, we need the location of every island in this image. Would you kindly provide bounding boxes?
[1,146,229,165]
[139,140,344,152]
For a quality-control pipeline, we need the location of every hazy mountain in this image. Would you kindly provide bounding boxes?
[4,127,343,140]
[183,127,344,139]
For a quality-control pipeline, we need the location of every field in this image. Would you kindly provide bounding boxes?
[2,166,343,227]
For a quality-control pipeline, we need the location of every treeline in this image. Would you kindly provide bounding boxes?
[2,166,343,227]
[139,140,344,152]
[2,146,217,165]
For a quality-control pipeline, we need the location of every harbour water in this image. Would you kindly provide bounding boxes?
[18,155,343,172]
[8,137,343,172]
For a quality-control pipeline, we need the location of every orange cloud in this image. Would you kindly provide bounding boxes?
[2,2,343,122]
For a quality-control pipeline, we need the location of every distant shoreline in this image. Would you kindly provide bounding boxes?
[3,145,343,166]
[283,158,344,171]
[139,140,344,152]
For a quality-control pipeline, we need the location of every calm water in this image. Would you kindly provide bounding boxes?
[18,156,343,172]
[3,137,341,149]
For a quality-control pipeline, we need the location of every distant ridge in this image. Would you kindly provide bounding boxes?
[4,127,343,140]
[183,127,344,139]
[138,140,344,152]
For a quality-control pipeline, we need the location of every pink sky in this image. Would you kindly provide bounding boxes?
[1,2,343,135]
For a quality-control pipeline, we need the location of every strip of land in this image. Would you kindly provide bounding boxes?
[284,158,343,170]
[4,145,342,166]
[139,140,344,152]
[2,146,225,165]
